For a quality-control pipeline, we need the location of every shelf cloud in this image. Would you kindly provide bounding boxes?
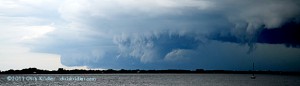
[2,0,299,70]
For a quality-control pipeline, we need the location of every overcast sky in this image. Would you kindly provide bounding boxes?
[0,0,300,71]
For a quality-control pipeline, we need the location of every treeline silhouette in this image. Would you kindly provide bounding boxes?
[0,68,299,75]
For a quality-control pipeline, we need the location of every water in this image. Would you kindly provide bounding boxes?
[0,74,299,86]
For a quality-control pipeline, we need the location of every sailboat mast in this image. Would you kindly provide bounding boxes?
[250,51,256,79]
[252,62,254,76]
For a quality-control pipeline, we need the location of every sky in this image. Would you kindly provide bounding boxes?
[0,0,300,71]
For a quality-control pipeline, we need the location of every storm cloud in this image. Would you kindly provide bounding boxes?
[19,0,300,70]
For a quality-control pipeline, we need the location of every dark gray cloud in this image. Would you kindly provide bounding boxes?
[258,20,300,47]
[205,0,300,51]
[208,19,300,48]
[114,32,201,62]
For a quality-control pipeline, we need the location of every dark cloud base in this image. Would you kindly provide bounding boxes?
[258,20,300,47]
[209,19,300,48]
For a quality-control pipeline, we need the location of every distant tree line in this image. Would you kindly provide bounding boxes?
[0,68,299,75]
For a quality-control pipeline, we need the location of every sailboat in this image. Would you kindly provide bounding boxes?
[251,62,256,79]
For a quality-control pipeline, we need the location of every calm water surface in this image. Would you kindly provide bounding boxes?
[0,74,299,86]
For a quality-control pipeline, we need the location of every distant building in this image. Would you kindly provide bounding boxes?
[58,68,64,71]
